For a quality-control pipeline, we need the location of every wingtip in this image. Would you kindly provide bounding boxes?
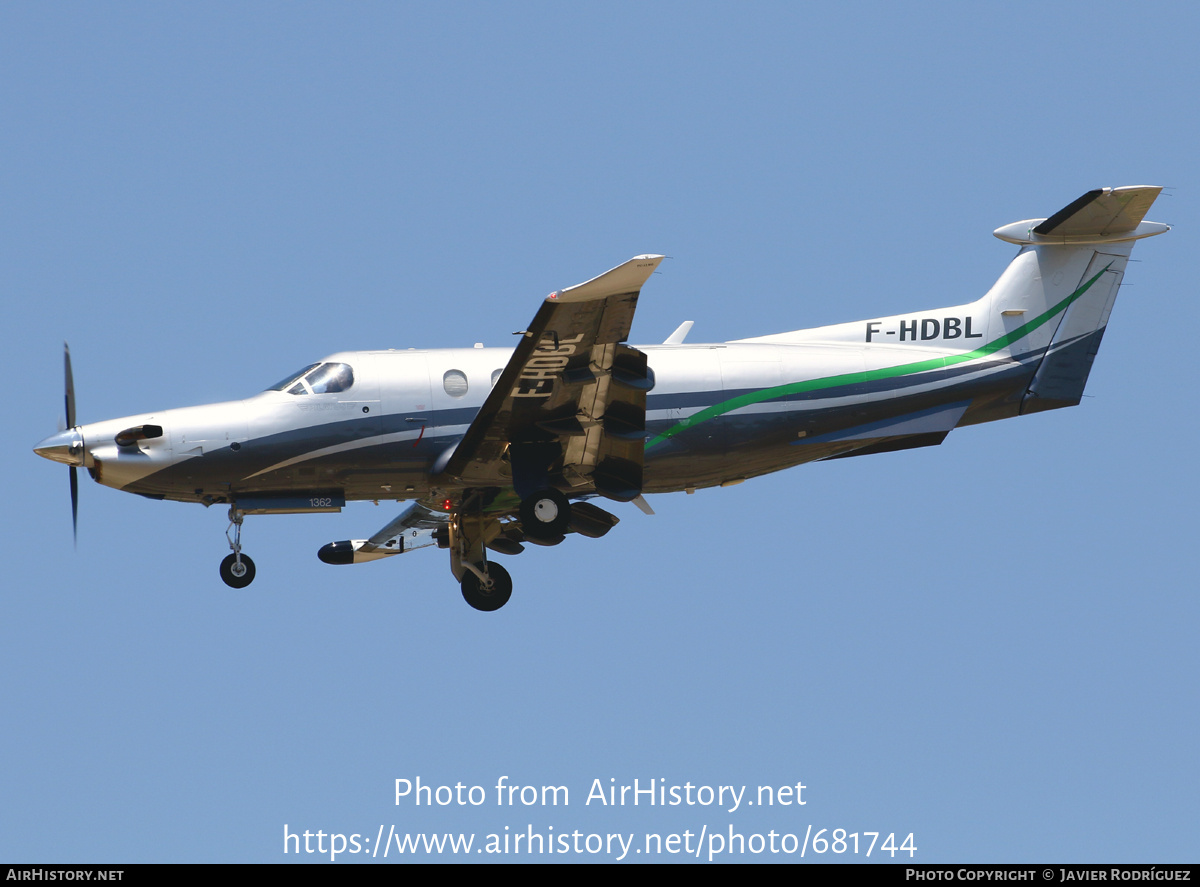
[557,255,666,302]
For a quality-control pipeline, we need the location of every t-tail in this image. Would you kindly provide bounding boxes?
[985,186,1168,413]
[740,185,1169,416]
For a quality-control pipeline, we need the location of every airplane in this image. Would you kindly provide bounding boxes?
[34,186,1170,611]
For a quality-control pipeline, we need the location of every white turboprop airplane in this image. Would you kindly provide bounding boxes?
[35,186,1169,610]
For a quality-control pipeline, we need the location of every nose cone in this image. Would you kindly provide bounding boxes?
[34,428,84,466]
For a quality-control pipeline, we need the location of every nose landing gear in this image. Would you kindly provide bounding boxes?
[219,552,256,588]
[459,561,512,611]
[220,507,256,588]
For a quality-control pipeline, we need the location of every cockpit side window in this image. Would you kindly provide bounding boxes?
[306,362,354,394]
[267,362,354,395]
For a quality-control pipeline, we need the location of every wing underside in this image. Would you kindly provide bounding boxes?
[441,255,663,503]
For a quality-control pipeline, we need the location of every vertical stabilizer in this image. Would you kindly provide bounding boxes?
[985,186,1168,414]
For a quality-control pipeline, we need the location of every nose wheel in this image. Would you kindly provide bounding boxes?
[220,506,256,588]
[460,561,512,611]
[220,553,256,588]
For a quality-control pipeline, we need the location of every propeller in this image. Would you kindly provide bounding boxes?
[65,343,78,542]
[34,344,85,544]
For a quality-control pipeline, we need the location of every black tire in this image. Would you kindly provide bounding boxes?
[519,488,571,540]
[219,553,256,588]
[460,562,513,611]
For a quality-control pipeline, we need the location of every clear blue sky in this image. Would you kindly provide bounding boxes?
[3,2,1196,863]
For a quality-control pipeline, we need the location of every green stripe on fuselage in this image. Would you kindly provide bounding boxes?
[643,264,1111,451]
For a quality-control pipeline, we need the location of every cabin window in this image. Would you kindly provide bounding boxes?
[491,369,502,388]
[443,369,468,398]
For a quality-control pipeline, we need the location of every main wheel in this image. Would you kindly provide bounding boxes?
[219,553,256,588]
[519,488,571,540]
[460,562,513,611]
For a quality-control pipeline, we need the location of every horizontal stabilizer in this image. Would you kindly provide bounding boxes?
[994,186,1168,245]
[1034,186,1161,236]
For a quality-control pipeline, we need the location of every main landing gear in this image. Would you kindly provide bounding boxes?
[220,507,256,588]
[446,489,575,610]
[518,488,571,542]
[449,504,521,612]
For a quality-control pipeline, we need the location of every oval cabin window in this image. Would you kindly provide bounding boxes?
[443,369,468,398]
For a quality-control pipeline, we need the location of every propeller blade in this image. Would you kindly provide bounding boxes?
[70,465,79,545]
[65,343,79,544]
[64,342,76,429]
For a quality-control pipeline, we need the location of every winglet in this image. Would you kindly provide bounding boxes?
[553,255,664,303]
[663,320,694,345]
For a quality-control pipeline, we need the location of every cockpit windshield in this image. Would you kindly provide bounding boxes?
[267,364,320,392]
[266,362,354,395]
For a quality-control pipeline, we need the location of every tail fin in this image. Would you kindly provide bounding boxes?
[733,186,1168,415]
[985,186,1168,413]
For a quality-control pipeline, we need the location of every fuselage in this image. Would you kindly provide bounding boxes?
[39,316,1035,510]
[40,210,1156,511]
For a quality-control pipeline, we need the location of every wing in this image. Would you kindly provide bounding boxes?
[363,500,450,547]
[316,500,451,564]
[439,255,663,502]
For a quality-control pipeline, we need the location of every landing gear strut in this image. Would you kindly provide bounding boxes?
[220,507,256,588]
[449,503,513,610]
